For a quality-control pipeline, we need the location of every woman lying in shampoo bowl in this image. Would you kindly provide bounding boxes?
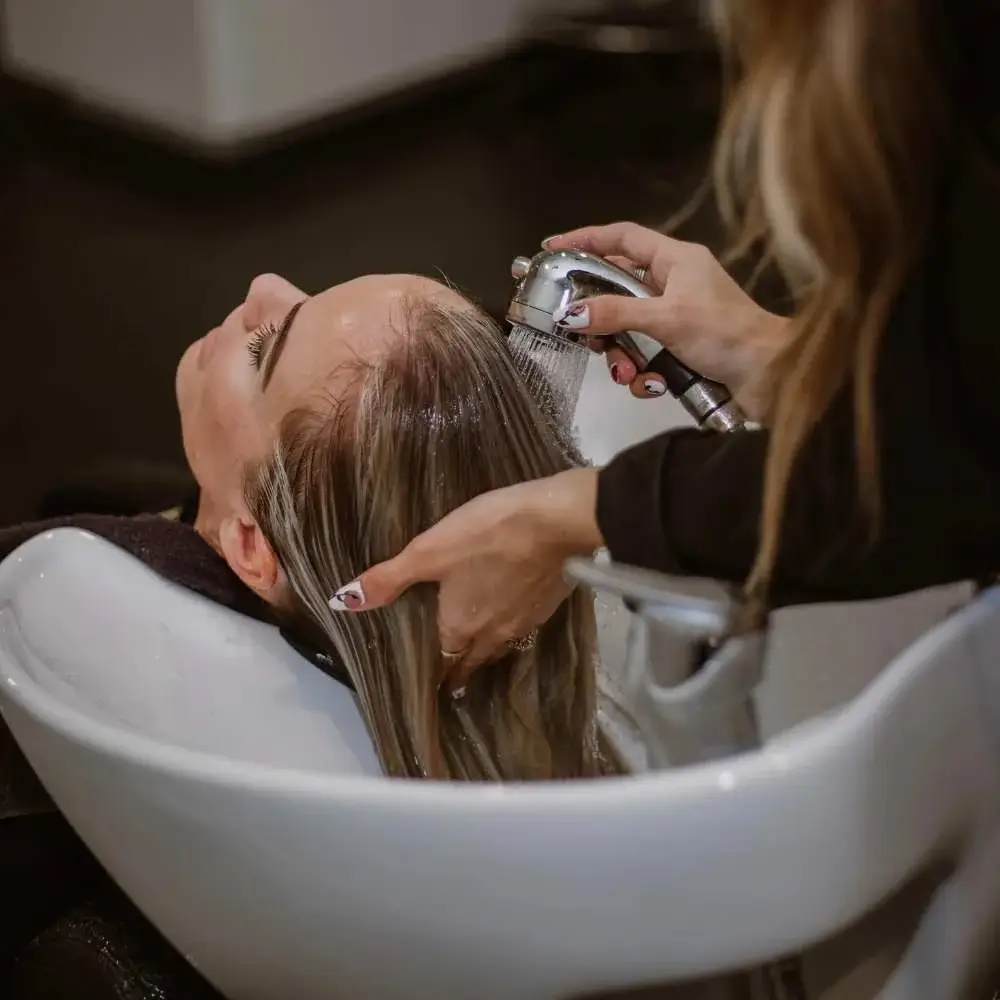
[0,272,625,999]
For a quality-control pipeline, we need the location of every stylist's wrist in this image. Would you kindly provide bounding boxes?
[731,310,790,422]
[535,467,605,555]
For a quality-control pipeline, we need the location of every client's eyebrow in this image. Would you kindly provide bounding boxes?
[261,298,306,390]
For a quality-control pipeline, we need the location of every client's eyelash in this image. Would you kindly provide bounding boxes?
[247,322,279,370]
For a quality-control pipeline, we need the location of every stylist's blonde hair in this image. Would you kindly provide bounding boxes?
[709,0,957,604]
[245,297,623,781]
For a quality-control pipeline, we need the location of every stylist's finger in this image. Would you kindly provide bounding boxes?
[561,298,670,397]
[329,540,436,612]
[606,346,637,385]
[553,294,669,344]
[596,340,664,396]
[628,372,667,399]
[438,622,506,688]
[438,618,473,664]
[581,337,636,384]
[452,634,504,683]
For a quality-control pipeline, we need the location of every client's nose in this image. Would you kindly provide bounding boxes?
[243,273,306,331]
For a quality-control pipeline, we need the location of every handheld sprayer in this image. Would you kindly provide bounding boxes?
[506,248,747,433]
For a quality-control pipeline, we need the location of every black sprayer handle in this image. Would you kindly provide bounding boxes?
[642,347,728,400]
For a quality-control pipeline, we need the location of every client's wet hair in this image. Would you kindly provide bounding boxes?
[244,297,623,780]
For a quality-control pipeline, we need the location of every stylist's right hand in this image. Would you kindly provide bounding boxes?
[544,223,788,417]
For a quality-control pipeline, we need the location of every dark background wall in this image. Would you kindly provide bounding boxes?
[0,46,724,525]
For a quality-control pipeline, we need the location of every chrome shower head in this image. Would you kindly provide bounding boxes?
[506,249,746,433]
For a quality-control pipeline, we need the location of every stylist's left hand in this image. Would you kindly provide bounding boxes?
[327,468,604,684]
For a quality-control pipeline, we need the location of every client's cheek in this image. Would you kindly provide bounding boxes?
[175,341,201,406]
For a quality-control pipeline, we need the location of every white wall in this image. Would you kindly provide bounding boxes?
[200,0,534,141]
[1,0,534,146]
[2,0,207,137]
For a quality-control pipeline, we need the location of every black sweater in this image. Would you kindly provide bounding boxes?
[597,152,1000,606]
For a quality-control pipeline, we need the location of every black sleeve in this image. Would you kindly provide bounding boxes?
[596,418,864,606]
[597,151,1000,606]
[596,415,998,608]
[597,286,1000,607]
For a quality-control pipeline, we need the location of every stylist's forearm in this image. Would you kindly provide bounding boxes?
[542,467,605,554]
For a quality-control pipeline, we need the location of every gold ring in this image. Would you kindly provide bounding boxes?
[440,648,467,662]
[506,630,538,653]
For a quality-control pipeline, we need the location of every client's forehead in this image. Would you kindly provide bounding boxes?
[260,274,464,419]
[304,273,464,362]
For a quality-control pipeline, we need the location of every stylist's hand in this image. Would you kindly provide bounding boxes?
[544,223,789,418]
[328,468,603,685]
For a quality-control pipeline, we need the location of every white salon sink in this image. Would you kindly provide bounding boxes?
[0,357,997,999]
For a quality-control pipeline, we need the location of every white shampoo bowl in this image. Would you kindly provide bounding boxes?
[2,527,1000,1000]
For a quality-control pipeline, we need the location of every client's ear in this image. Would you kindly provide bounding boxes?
[218,514,281,601]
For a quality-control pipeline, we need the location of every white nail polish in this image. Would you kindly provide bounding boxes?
[644,380,667,397]
[552,303,591,329]
[329,580,365,611]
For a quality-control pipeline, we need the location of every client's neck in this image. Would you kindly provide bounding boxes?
[192,493,224,555]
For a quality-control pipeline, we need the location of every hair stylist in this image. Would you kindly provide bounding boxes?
[330,0,1000,679]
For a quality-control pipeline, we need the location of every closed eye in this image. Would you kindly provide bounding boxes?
[247,322,279,370]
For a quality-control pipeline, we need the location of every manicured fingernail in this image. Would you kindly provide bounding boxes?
[329,580,365,611]
[541,234,562,248]
[552,302,591,329]
[643,379,667,397]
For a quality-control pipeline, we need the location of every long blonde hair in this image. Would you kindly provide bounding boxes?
[708,0,954,602]
[245,297,623,781]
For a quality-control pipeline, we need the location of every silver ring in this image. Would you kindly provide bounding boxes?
[440,648,467,663]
